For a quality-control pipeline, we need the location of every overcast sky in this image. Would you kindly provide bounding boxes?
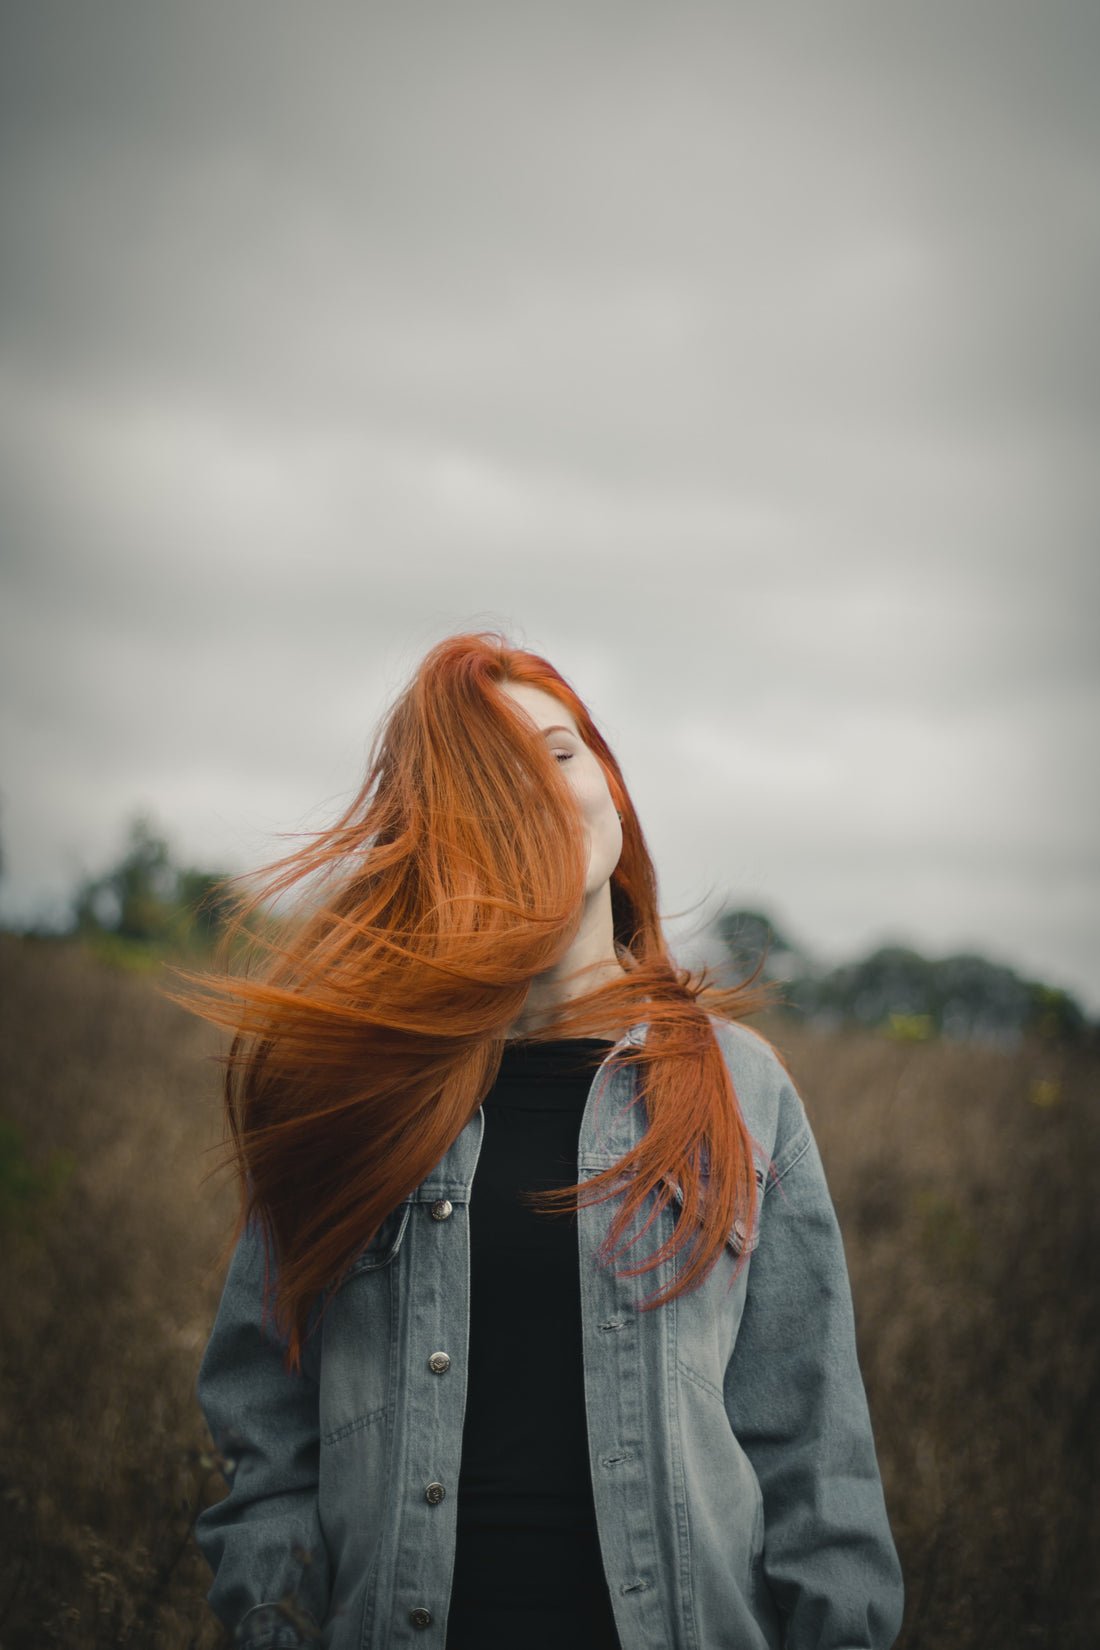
[1,1,1098,1009]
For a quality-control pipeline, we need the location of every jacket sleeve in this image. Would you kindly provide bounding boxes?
[196,1219,331,1649]
[722,1078,904,1649]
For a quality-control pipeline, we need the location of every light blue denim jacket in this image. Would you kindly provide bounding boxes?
[196,1022,903,1649]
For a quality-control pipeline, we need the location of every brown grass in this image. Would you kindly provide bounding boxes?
[0,935,233,1649]
[1,935,1097,1648]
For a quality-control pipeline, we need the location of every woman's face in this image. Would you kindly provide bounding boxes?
[499,681,623,899]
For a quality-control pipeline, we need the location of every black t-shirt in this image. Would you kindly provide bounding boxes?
[445,1038,622,1650]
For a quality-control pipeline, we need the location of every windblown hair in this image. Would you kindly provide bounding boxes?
[185,634,770,1366]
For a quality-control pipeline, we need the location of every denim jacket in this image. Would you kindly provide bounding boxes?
[196,1021,903,1649]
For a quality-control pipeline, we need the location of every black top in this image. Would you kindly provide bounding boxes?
[445,1039,622,1650]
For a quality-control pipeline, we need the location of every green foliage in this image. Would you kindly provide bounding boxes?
[1029,982,1087,1042]
[0,1117,75,1232]
[886,1013,935,1043]
[73,817,235,962]
[84,931,172,973]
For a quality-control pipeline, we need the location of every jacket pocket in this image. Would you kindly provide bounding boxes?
[340,1200,412,1281]
[663,1170,763,1258]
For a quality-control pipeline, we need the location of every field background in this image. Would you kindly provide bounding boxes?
[1,932,1097,1649]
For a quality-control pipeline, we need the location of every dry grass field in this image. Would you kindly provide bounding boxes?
[1,932,1097,1648]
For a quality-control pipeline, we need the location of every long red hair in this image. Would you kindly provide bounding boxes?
[185,634,769,1366]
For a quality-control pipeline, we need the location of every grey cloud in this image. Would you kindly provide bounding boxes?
[1,1,1098,1007]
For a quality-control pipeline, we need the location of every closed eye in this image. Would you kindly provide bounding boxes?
[553,750,574,763]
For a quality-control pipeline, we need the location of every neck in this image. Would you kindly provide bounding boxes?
[508,882,625,1038]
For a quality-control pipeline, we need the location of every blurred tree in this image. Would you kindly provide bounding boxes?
[175,867,238,945]
[935,952,1032,1043]
[73,817,233,956]
[715,908,802,984]
[712,921,1091,1047]
[75,818,176,943]
[810,946,938,1029]
[1028,982,1087,1043]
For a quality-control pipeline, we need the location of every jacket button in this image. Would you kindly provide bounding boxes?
[427,1351,451,1375]
[409,1607,432,1628]
[425,1481,446,1505]
[430,1198,453,1221]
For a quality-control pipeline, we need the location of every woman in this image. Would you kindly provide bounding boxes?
[192,633,903,1650]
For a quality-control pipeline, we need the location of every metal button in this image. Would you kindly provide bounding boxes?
[409,1606,432,1628]
[427,1351,451,1375]
[430,1198,453,1221]
[425,1481,445,1505]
